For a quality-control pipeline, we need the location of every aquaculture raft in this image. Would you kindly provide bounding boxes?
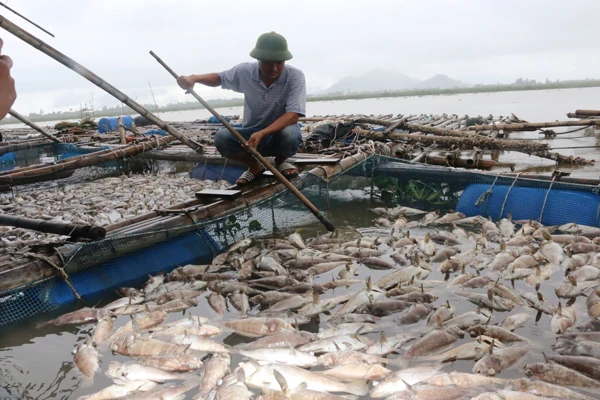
[2,153,600,327]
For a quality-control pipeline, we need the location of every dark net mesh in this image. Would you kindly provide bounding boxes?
[1,155,599,326]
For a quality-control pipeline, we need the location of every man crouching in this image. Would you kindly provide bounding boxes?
[177,31,305,185]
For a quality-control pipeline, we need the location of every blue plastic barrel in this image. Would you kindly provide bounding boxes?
[97,115,134,133]
[457,183,600,227]
[0,152,16,164]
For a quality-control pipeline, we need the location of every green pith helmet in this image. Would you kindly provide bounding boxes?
[249,31,293,62]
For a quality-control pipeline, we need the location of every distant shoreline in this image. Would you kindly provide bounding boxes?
[2,81,599,126]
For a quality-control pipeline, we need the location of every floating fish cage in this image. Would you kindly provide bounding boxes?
[0,143,109,172]
[1,155,600,327]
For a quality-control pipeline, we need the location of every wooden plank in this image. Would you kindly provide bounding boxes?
[195,189,242,200]
[292,158,341,164]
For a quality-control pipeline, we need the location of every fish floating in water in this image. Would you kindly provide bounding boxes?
[38,205,600,399]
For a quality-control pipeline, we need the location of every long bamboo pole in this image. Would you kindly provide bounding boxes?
[353,128,594,165]
[8,109,60,143]
[0,14,203,153]
[471,119,600,132]
[0,136,174,185]
[0,214,105,239]
[149,51,335,232]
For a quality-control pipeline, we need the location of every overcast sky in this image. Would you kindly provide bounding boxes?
[2,0,600,114]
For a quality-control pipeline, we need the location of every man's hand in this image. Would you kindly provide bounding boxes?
[0,38,16,121]
[176,75,195,91]
[246,131,265,149]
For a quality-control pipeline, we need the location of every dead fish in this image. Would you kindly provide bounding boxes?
[73,336,100,378]
[220,317,294,338]
[468,325,529,344]
[365,331,414,356]
[297,333,374,353]
[370,364,445,398]
[552,339,600,358]
[235,330,316,350]
[102,295,145,311]
[240,361,369,396]
[208,292,227,315]
[319,361,391,381]
[551,303,577,334]
[488,280,525,306]
[568,265,600,282]
[318,350,386,367]
[521,292,557,315]
[75,381,158,400]
[195,353,231,399]
[507,378,596,400]
[333,277,385,316]
[497,214,515,237]
[539,230,565,265]
[444,310,493,330]
[363,299,413,317]
[439,259,465,274]
[317,322,381,339]
[229,291,250,315]
[307,261,347,276]
[499,312,531,331]
[404,324,464,359]
[143,274,165,294]
[398,303,433,325]
[587,287,600,319]
[287,231,306,249]
[45,307,104,326]
[432,212,465,225]
[430,247,460,262]
[154,298,199,314]
[426,301,455,326]
[137,353,204,372]
[424,371,505,388]
[559,223,600,237]
[112,336,188,357]
[105,360,192,383]
[92,314,115,345]
[360,257,395,270]
[235,346,318,368]
[250,291,296,305]
[455,290,515,311]
[473,341,529,376]
[555,276,598,298]
[172,333,230,353]
[156,289,205,305]
[424,336,498,362]
[524,362,600,388]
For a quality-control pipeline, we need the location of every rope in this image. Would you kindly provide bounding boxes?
[24,252,82,301]
[538,176,557,222]
[499,173,522,218]
[219,158,228,182]
[200,157,209,180]
[475,174,500,206]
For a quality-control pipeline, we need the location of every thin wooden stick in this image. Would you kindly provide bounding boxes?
[0,2,55,37]
[149,50,336,232]
[0,14,203,153]
[8,109,60,143]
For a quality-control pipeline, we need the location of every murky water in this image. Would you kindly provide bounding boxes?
[1,197,598,399]
[2,89,600,398]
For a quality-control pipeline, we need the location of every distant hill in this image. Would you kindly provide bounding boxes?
[324,69,420,94]
[412,74,469,90]
[324,70,469,94]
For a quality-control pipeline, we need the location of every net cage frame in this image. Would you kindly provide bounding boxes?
[1,155,600,326]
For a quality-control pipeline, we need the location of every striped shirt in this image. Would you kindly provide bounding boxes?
[219,62,306,129]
